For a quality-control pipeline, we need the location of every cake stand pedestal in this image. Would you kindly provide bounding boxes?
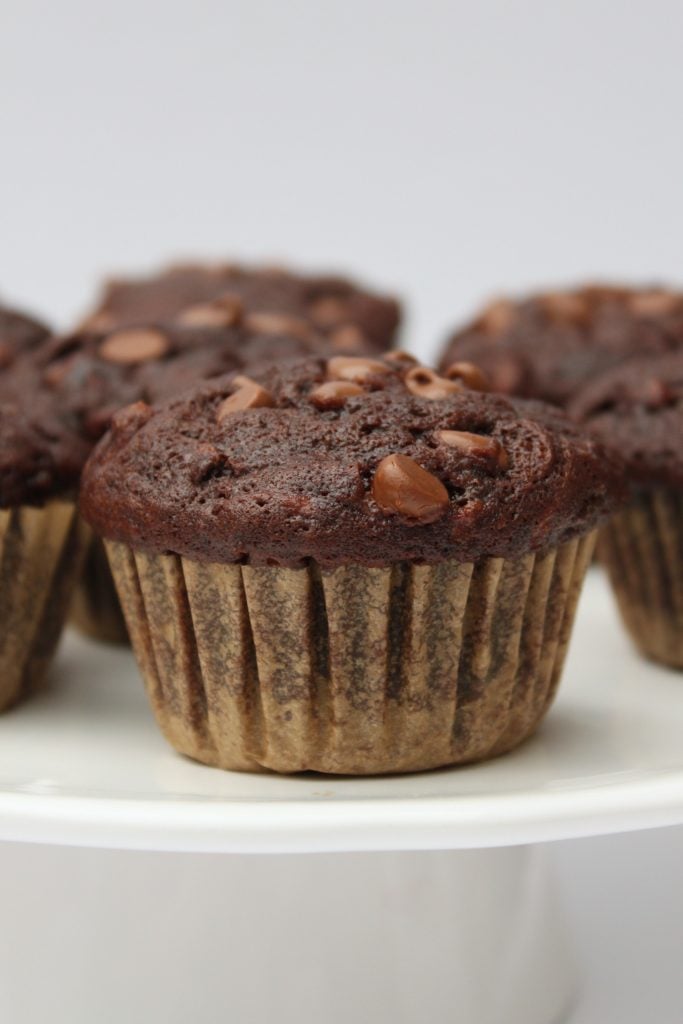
[0,843,572,1024]
[0,574,681,1024]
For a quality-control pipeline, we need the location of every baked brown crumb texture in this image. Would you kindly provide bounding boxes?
[439,284,683,407]
[80,261,401,354]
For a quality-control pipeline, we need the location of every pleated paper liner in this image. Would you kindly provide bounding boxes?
[70,535,129,644]
[106,532,595,775]
[598,490,683,669]
[0,501,88,711]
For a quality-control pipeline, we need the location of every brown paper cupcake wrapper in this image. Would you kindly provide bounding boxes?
[70,534,129,645]
[598,491,683,669]
[106,532,595,775]
[0,501,88,711]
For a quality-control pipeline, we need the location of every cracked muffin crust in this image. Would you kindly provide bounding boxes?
[37,318,339,445]
[569,349,683,489]
[81,354,624,567]
[439,284,683,407]
[80,262,401,354]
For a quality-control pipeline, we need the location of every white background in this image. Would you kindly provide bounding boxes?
[1,1,682,1020]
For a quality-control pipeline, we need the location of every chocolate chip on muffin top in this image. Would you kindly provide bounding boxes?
[569,350,683,489]
[80,354,624,568]
[3,307,364,504]
[79,262,401,354]
[37,316,339,442]
[439,284,683,407]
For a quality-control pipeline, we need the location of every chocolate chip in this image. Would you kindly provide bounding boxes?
[0,342,13,369]
[191,443,228,484]
[644,377,677,408]
[477,298,516,335]
[111,401,154,432]
[244,312,314,342]
[43,358,73,388]
[436,430,509,469]
[628,290,681,317]
[329,325,367,351]
[308,296,348,327]
[79,311,116,333]
[383,350,419,367]
[443,361,490,391]
[372,454,449,523]
[99,328,170,364]
[327,356,392,383]
[177,295,243,328]
[405,366,463,400]
[216,375,274,421]
[309,380,365,409]
[488,354,524,394]
[540,293,589,325]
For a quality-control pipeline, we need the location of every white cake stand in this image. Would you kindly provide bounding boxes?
[0,573,681,1024]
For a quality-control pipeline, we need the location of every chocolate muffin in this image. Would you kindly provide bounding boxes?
[46,315,348,642]
[81,354,622,774]
[0,310,90,711]
[439,285,683,407]
[0,303,50,364]
[570,351,683,668]
[80,262,401,354]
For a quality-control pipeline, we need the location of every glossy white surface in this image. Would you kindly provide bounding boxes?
[0,571,681,852]
[0,845,575,1024]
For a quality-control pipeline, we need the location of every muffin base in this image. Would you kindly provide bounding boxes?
[0,501,88,711]
[598,491,683,669]
[106,533,595,775]
[70,535,129,645]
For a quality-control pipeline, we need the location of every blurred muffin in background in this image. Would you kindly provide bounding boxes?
[79,261,402,355]
[438,284,683,407]
[570,350,683,669]
[0,305,90,711]
[0,302,50,365]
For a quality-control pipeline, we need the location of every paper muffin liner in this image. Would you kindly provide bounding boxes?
[106,532,595,775]
[598,491,683,668]
[70,535,129,644]
[0,501,88,712]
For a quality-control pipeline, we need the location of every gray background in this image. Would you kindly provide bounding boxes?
[1,1,682,1020]
[2,0,683,351]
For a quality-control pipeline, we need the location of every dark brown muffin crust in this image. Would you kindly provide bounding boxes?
[0,304,50,367]
[2,313,350,506]
[81,355,624,568]
[569,350,683,489]
[0,309,89,508]
[439,285,683,407]
[38,318,336,442]
[80,262,401,353]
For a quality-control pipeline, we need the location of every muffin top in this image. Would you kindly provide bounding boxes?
[81,354,624,568]
[569,350,683,490]
[37,317,344,443]
[0,303,50,367]
[80,262,401,353]
[0,309,90,508]
[439,285,683,407]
